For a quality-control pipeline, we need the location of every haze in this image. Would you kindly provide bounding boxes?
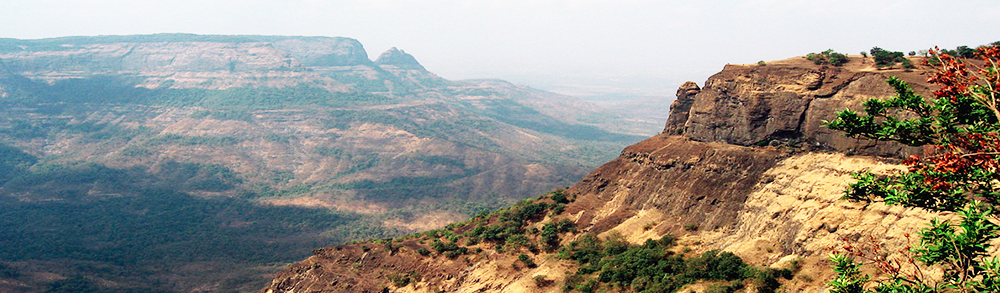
[3,0,999,98]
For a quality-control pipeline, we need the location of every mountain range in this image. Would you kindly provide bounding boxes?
[0,34,655,292]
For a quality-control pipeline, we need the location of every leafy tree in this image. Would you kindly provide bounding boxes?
[956,45,976,58]
[807,49,849,66]
[870,47,906,67]
[825,45,1000,292]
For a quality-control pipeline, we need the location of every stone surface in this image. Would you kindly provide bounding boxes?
[674,58,932,157]
[374,47,426,71]
[662,81,699,134]
[259,56,950,293]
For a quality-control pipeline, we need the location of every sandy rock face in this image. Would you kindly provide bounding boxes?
[663,81,699,134]
[259,57,949,293]
[673,59,932,157]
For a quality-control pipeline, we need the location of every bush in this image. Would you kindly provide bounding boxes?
[388,272,411,287]
[707,281,745,293]
[518,253,537,268]
[870,46,905,66]
[551,191,569,203]
[805,49,848,66]
[825,45,1000,292]
[533,275,553,287]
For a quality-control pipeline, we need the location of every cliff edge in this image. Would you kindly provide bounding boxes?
[261,55,943,293]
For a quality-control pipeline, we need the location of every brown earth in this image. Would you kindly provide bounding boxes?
[260,55,953,292]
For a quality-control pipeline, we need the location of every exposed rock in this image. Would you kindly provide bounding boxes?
[259,56,947,292]
[0,35,373,90]
[273,37,372,66]
[374,47,426,71]
[662,81,699,134]
[676,59,931,157]
[567,134,780,233]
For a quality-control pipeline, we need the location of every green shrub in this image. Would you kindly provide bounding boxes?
[806,49,848,66]
[706,281,745,293]
[518,253,537,268]
[551,190,569,203]
[388,272,411,287]
[533,275,553,287]
[870,46,905,66]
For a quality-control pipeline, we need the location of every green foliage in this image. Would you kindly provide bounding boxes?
[430,239,467,258]
[706,281,745,293]
[46,276,104,293]
[551,190,570,204]
[825,45,1000,292]
[0,144,36,184]
[0,263,20,278]
[827,254,871,293]
[518,253,537,268]
[870,47,906,67]
[806,49,849,66]
[0,159,392,292]
[387,271,420,288]
[557,233,755,292]
[541,219,576,250]
[685,250,748,280]
[533,274,553,287]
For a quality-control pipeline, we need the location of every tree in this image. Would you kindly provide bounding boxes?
[825,45,1000,292]
[870,47,906,67]
[807,49,849,66]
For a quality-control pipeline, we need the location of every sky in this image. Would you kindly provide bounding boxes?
[2,0,999,98]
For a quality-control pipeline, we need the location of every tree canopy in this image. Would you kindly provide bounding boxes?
[825,45,1000,292]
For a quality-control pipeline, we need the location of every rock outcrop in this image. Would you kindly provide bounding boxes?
[0,34,375,90]
[261,56,944,293]
[375,47,427,71]
[667,58,931,157]
[663,81,699,134]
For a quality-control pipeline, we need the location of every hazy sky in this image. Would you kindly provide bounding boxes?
[3,0,999,97]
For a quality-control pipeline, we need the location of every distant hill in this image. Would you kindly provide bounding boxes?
[0,34,653,292]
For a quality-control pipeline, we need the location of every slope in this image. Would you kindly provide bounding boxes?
[260,54,948,293]
[0,34,649,292]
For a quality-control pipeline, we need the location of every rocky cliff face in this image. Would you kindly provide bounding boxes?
[666,57,931,157]
[261,56,946,293]
[0,35,379,90]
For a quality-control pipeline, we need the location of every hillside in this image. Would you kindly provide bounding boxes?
[0,34,649,292]
[260,54,947,293]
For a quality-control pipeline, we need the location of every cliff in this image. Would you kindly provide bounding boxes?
[666,57,931,157]
[375,47,427,71]
[0,34,655,293]
[261,55,945,293]
[0,34,379,90]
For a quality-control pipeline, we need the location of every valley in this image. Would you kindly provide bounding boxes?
[0,34,653,292]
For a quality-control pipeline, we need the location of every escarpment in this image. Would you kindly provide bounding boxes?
[262,56,945,293]
[667,57,932,157]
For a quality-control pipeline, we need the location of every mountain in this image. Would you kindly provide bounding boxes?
[0,34,650,292]
[260,55,944,293]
